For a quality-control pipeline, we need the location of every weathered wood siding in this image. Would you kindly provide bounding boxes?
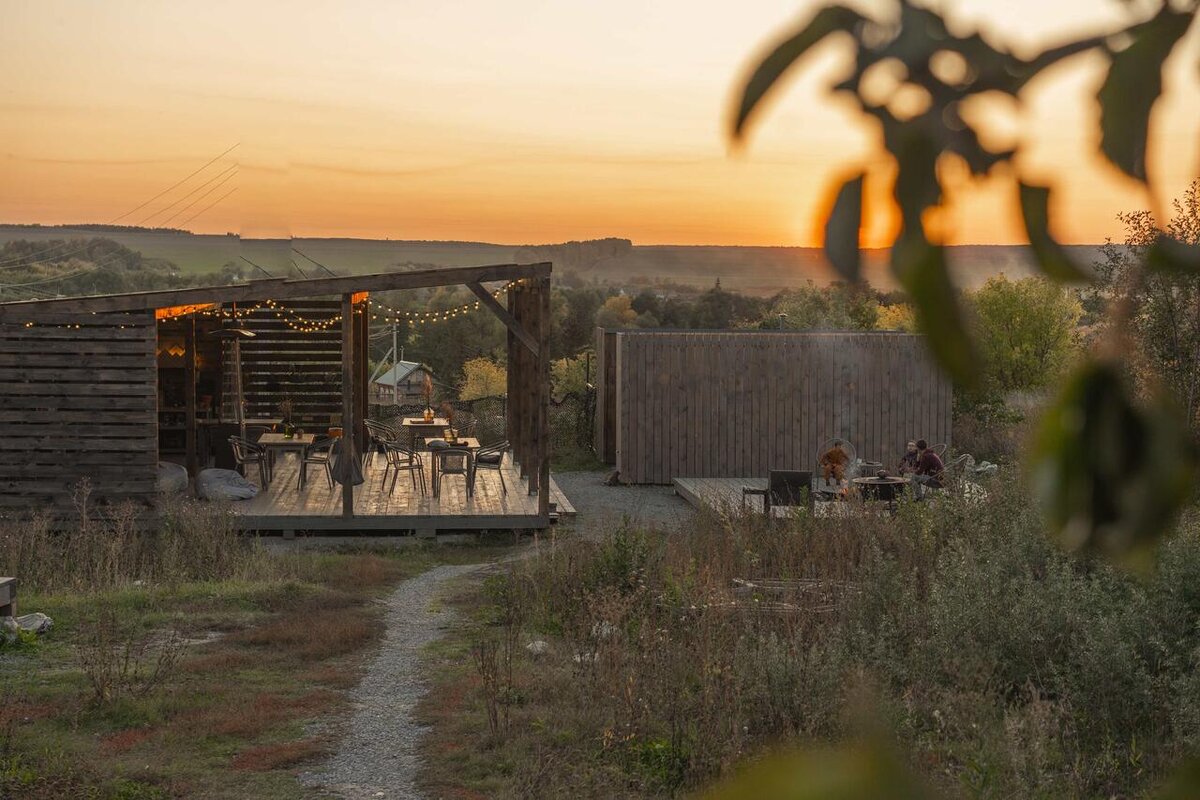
[593,328,617,463]
[0,310,158,509]
[612,331,952,484]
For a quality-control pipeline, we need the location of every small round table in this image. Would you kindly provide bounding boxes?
[852,476,908,505]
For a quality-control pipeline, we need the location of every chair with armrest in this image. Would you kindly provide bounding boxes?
[430,446,474,499]
[299,436,336,490]
[380,440,426,495]
[229,436,270,487]
[471,440,509,494]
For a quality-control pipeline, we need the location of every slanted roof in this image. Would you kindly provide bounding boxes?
[373,360,429,387]
[0,262,551,319]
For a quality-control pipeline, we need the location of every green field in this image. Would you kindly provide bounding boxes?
[0,225,1104,294]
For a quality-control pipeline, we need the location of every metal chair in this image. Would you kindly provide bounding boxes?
[245,424,277,477]
[742,470,814,515]
[299,436,336,490]
[930,443,949,458]
[430,446,474,499]
[364,419,399,466]
[381,440,426,495]
[471,440,509,494]
[229,436,270,487]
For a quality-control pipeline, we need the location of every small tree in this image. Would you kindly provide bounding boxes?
[968,276,1082,399]
[1091,180,1200,427]
[595,295,637,328]
[459,357,507,401]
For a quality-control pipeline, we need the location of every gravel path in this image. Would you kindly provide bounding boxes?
[301,563,479,799]
[553,470,693,538]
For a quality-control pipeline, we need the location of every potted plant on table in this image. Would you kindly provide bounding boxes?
[279,397,296,439]
[440,402,458,443]
[421,374,435,423]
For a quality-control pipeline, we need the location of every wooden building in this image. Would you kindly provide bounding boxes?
[0,263,561,533]
[594,329,952,484]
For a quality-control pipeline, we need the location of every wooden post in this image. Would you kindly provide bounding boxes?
[341,292,354,519]
[184,315,198,480]
[537,277,551,517]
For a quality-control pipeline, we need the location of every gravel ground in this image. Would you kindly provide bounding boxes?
[300,562,479,800]
[553,470,694,538]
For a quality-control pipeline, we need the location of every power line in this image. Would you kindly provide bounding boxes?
[157,167,237,227]
[179,186,237,227]
[137,162,238,227]
[109,142,239,224]
[239,255,275,279]
[0,142,240,269]
[291,247,339,277]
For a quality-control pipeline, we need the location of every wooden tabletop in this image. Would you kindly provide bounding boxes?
[422,436,481,449]
[401,417,449,427]
[257,432,317,447]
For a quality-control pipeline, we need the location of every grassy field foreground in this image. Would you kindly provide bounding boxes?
[0,499,504,799]
[417,475,1200,799]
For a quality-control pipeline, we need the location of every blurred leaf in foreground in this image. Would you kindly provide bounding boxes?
[824,173,865,283]
[697,740,933,800]
[1097,5,1194,182]
[1030,359,1197,571]
[1019,182,1094,282]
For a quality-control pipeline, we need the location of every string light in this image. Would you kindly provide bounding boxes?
[20,279,529,331]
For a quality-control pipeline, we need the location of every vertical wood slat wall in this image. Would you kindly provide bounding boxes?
[221,300,369,442]
[0,310,158,509]
[609,331,952,484]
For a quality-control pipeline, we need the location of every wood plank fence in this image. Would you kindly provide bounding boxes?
[598,330,952,484]
[0,310,158,509]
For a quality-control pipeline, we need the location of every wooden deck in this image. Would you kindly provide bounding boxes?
[672,476,861,518]
[232,451,574,532]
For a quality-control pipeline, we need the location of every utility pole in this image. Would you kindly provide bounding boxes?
[392,321,399,406]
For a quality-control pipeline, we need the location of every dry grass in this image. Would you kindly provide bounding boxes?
[231,738,327,772]
[230,607,378,660]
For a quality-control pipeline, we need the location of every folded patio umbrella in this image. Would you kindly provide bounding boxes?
[331,437,364,486]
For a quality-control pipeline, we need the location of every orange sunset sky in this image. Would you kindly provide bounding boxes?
[0,0,1197,247]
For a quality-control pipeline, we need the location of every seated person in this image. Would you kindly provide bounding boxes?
[914,439,945,489]
[897,441,919,475]
[818,440,851,484]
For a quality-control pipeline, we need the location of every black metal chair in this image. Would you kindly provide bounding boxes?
[299,436,336,490]
[363,419,399,466]
[229,436,270,487]
[471,440,509,494]
[742,470,814,515]
[430,446,474,499]
[381,440,426,495]
[245,424,276,477]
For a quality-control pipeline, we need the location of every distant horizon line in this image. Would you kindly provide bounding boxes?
[0,222,1108,250]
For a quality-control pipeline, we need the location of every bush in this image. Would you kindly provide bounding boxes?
[455,474,1200,797]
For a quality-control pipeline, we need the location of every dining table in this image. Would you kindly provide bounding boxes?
[256,432,317,470]
[401,417,449,449]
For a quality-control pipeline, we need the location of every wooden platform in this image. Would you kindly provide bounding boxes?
[673,477,764,514]
[232,451,575,532]
[672,476,859,518]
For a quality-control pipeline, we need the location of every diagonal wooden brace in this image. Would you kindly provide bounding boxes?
[467,281,539,356]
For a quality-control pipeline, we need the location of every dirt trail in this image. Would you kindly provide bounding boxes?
[300,562,478,799]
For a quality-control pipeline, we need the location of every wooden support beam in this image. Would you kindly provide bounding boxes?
[184,316,198,480]
[467,281,538,356]
[0,263,552,318]
[537,277,552,518]
[341,292,354,519]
